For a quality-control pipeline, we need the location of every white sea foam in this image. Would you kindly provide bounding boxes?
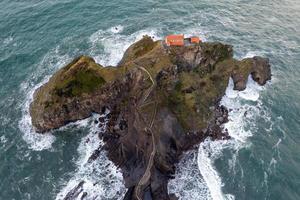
[170,76,265,200]
[197,75,268,200]
[184,28,208,42]
[272,138,282,149]
[55,114,126,200]
[198,139,233,200]
[18,44,73,151]
[89,28,160,66]
[110,25,124,34]
[18,77,56,151]
[243,51,259,58]
[0,135,7,144]
[3,36,13,45]
[168,150,211,200]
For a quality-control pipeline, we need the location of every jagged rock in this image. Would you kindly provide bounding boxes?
[252,56,271,85]
[30,36,271,200]
[230,57,271,90]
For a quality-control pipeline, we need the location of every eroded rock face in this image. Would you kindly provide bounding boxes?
[252,56,271,85]
[30,36,271,200]
[30,56,130,132]
[231,56,271,90]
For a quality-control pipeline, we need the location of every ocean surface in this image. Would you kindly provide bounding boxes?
[0,0,299,199]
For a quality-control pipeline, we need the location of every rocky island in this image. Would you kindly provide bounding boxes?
[30,36,271,200]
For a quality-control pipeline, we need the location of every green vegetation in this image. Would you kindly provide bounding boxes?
[54,69,106,97]
[118,36,159,66]
[49,56,107,97]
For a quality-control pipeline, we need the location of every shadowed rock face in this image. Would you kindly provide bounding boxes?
[30,36,271,200]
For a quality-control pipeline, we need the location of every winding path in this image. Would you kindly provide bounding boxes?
[134,67,157,200]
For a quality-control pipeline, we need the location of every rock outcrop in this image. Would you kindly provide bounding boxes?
[30,36,271,200]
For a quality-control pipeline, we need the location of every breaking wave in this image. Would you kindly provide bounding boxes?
[89,27,161,66]
[197,76,269,200]
[18,77,56,151]
[18,47,72,151]
[55,114,126,200]
[170,74,270,200]
[168,150,211,200]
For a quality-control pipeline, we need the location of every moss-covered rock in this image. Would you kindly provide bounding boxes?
[53,56,106,97]
[118,35,159,66]
[30,56,121,132]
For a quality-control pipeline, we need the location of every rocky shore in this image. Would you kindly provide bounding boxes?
[30,36,271,200]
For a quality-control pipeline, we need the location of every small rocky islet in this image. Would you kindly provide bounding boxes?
[30,36,271,200]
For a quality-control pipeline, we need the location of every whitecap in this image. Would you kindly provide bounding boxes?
[224,77,263,102]
[198,139,237,200]
[18,77,56,151]
[3,36,13,45]
[243,51,259,58]
[89,28,161,66]
[272,138,282,149]
[184,27,208,42]
[18,43,73,151]
[168,150,211,200]
[55,114,126,200]
[197,75,269,200]
[0,135,7,144]
[198,139,227,200]
[110,25,124,34]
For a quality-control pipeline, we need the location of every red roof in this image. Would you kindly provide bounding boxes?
[191,36,201,44]
[165,34,184,46]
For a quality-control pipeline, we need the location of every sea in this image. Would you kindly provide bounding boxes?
[0,0,299,199]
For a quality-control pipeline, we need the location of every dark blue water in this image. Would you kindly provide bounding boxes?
[0,0,299,199]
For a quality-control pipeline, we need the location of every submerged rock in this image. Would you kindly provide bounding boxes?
[30,36,271,200]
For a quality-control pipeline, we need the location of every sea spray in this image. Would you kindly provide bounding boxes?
[55,113,126,200]
[89,27,161,66]
[18,77,56,151]
[168,150,211,200]
[197,76,268,200]
[18,45,72,151]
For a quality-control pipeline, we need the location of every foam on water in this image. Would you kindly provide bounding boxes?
[168,150,211,200]
[196,75,268,200]
[55,113,126,200]
[89,25,209,67]
[18,77,56,151]
[243,51,261,59]
[18,46,72,151]
[110,25,124,34]
[2,36,13,46]
[198,139,236,200]
[89,27,161,66]
[184,27,208,42]
[168,74,268,200]
[0,135,7,144]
